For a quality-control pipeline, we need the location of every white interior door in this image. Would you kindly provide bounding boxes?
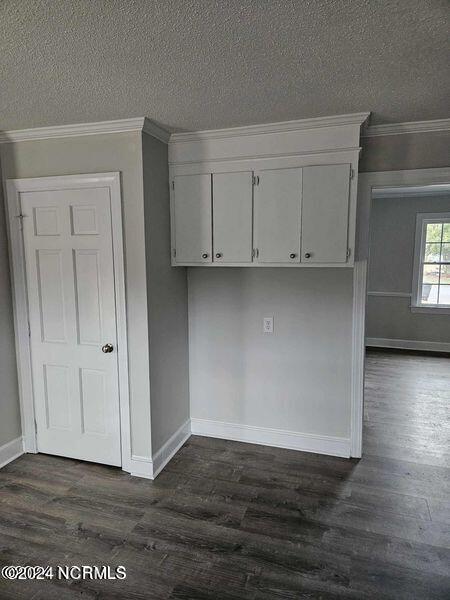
[21,186,122,466]
[213,171,253,263]
[301,164,350,263]
[173,174,212,263]
[254,168,302,263]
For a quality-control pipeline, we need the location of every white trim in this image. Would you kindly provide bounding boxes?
[353,167,450,460]
[351,260,367,458]
[364,118,450,138]
[410,306,450,315]
[170,113,370,143]
[367,291,412,298]
[152,419,191,478]
[366,338,450,353]
[372,184,450,198]
[0,117,170,145]
[5,173,132,473]
[0,437,24,469]
[190,418,350,458]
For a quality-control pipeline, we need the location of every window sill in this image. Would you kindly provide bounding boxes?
[410,305,450,315]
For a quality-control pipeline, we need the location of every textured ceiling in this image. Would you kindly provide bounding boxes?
[1,0,449,132]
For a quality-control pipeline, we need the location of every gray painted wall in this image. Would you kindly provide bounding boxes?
[142,133,189,454]
[366,194,450,343]
[0,163,21,447]
[188,268,353,438]
[0,133,153,458]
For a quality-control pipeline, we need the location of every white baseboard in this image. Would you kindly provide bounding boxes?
[190,418,350,458]
[130,418,191,480]
[0,436,24,469]
[366,337,450,353]
[152,418,191,478]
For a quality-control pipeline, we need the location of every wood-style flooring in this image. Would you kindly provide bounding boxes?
[0,349,449,599]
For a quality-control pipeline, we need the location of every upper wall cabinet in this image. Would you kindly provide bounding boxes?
[301,164,350,264]
[254,168,302,264]
[213,172,253,263]
[169,112,368,267]
[172,174,212,263]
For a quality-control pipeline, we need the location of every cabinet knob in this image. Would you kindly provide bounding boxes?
[304,252,311,259]
[215,253,223,259]
[202,253,209,259]
[101,343,114,353]
[289,253,296,259]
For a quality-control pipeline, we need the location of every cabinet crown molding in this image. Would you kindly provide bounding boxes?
[0,117,171,144]
[169,113,369,166]
[170,112,370,144]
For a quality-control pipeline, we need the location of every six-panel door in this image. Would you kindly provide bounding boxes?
[173,174,212,263]
[254,167,302,263]
[301,164,350,263]
[21,187,122,466]
[213,171,253,263]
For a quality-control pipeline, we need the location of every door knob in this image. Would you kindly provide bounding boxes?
[304,252,311,259]
[102,343,114,353]
[202,253,209,259]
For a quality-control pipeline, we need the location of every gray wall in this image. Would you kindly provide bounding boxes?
[0,163,21,447]
[188,268,353,438]
[0,133,154,459]
[142,133,189,454]
[366,194,450,344]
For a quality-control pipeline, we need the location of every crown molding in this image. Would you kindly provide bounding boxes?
[363,118,450,138]
[169,112,370,144]
[0,117,171,144]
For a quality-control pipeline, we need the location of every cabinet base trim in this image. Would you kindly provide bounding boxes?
[190,418,350,458]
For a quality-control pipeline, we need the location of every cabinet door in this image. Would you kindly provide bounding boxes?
[173,174,212,263]
[301,164,350,264]
[213,172,253,263]
[254,168,302,263]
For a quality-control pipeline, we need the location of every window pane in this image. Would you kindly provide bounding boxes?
[422,264,440,284]
[438,285,450,305]
[421,283,439,304]
[443,223,450,242]
[441,243,450,262]
[425,223,442,243]
[424,243,441,262]
[440,264,450,285]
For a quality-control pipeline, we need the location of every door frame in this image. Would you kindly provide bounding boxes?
[5,172,132,472]
[350,166,450,458]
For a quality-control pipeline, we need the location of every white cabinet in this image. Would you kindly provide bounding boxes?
[173,174,212,264]
[301,164,350,264]
[213,172,253,263]
[171,163,354,267]
[254,168,302,264]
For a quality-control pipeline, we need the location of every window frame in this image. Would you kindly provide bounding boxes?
[411,212,450,314]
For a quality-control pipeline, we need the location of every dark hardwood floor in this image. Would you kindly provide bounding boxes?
[1,349,449,599]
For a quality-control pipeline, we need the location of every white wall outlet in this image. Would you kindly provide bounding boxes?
[263,316,274,333]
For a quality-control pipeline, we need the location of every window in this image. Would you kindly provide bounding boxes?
[412,213,450,311]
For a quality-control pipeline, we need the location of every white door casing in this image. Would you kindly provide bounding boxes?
[6,173,131,470]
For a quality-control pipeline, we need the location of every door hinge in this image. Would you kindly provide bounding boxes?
[347,248,351,259]
[252,175,260,186]
[171,180,175,190]
[34,418,38,435]
[28,321,31,337]
[14,213,27,230]
[350,168,355,180]
[172,248,176,258]
[253,248,259,259]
